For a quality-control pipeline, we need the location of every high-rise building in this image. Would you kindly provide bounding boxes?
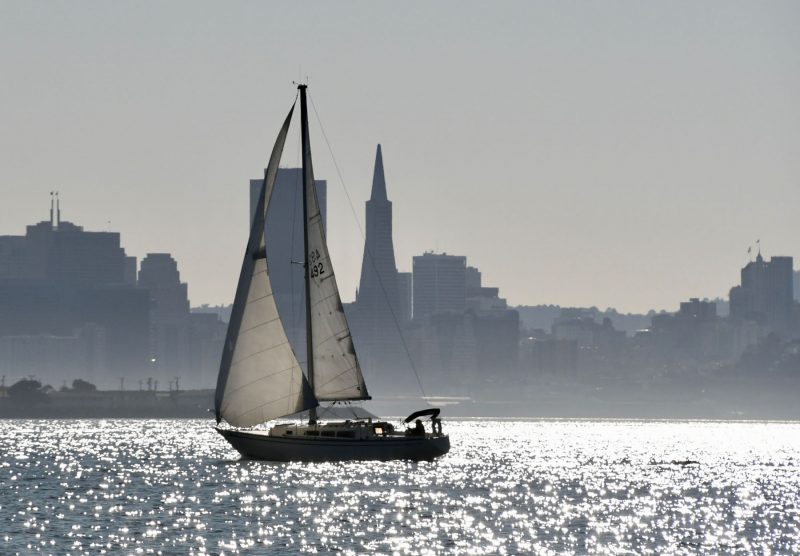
[249,168,326,357]
[407,254,522,392]
[347,145,407,381]
[646,298,730,365]
[412,253,467,321]
[678,298,717,320]
[794,271,800,303]
[354,145,402,319]
[0,212,128,288]
[396,272,412,323]
[465,266,482,297]
[729,252,794,330]
[138,253,191,378]
[0,201,149,386]
[187,310,227,388]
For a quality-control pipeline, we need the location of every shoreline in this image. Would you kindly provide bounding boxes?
[2,381,798,421]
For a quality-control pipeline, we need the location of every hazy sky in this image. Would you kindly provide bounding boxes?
[1,1,798,313]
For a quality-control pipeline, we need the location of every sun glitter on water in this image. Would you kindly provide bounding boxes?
[1,419,799,554]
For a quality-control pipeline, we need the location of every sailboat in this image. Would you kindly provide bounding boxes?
[213,84,450,462]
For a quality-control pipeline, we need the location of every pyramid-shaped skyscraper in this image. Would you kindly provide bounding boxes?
[357,145,399,311]
[351,145,407,381]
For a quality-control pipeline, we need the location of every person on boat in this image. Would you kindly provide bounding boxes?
[405,419,425,437]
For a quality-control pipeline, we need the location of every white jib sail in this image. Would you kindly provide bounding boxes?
[215,103,317,427]
[301,109,370,401]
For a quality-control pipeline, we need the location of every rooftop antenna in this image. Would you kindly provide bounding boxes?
[49,191,54,228]
[56,191,61,228]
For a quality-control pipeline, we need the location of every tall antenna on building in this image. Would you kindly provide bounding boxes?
[56,191,61,228]
[49,191,54,228]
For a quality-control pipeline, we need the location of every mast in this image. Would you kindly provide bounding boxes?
[298,84,317,425]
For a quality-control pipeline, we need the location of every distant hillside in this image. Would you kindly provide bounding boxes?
[516,296,731,336]
[515,305,656,336]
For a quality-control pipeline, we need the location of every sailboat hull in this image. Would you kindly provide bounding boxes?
[216,428,450,462]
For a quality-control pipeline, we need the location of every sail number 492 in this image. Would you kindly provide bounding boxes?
[309,249,325,277]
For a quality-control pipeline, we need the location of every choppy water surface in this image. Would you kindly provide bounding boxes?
[1,419,799,555]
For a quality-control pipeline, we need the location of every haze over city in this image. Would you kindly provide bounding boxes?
[1,1,797,314]
[2,4,800,554]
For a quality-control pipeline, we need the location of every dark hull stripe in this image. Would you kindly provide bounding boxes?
[216,427,450,462]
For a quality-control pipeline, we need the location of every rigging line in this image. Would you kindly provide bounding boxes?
[307,92,427,399]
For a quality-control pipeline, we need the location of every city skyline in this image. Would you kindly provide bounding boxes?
[1,2,798,313]
[0,137,796,407]
[3,201,795,315]
[1,166,796,316]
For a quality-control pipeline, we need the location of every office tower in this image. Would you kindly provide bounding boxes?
[412,253,467,322]
[0,201,148,385]
[465,266,482,297]
[355,145,401,323]
[0,207,127,288]
[795,271,800,302]
[729,252,794,330]
[347,145,409,383]
[138,253,191,376]
[396,271,412,323]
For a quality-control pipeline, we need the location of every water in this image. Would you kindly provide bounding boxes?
[1,419,799,555]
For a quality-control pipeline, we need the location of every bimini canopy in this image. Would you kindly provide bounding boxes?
[403,408,441,423]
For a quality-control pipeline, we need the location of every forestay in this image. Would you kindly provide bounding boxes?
[215,103,317,427]
[300,102,370,402]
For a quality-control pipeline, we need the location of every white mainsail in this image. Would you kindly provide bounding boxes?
[215,103,317,427]
[300,104,370,402]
